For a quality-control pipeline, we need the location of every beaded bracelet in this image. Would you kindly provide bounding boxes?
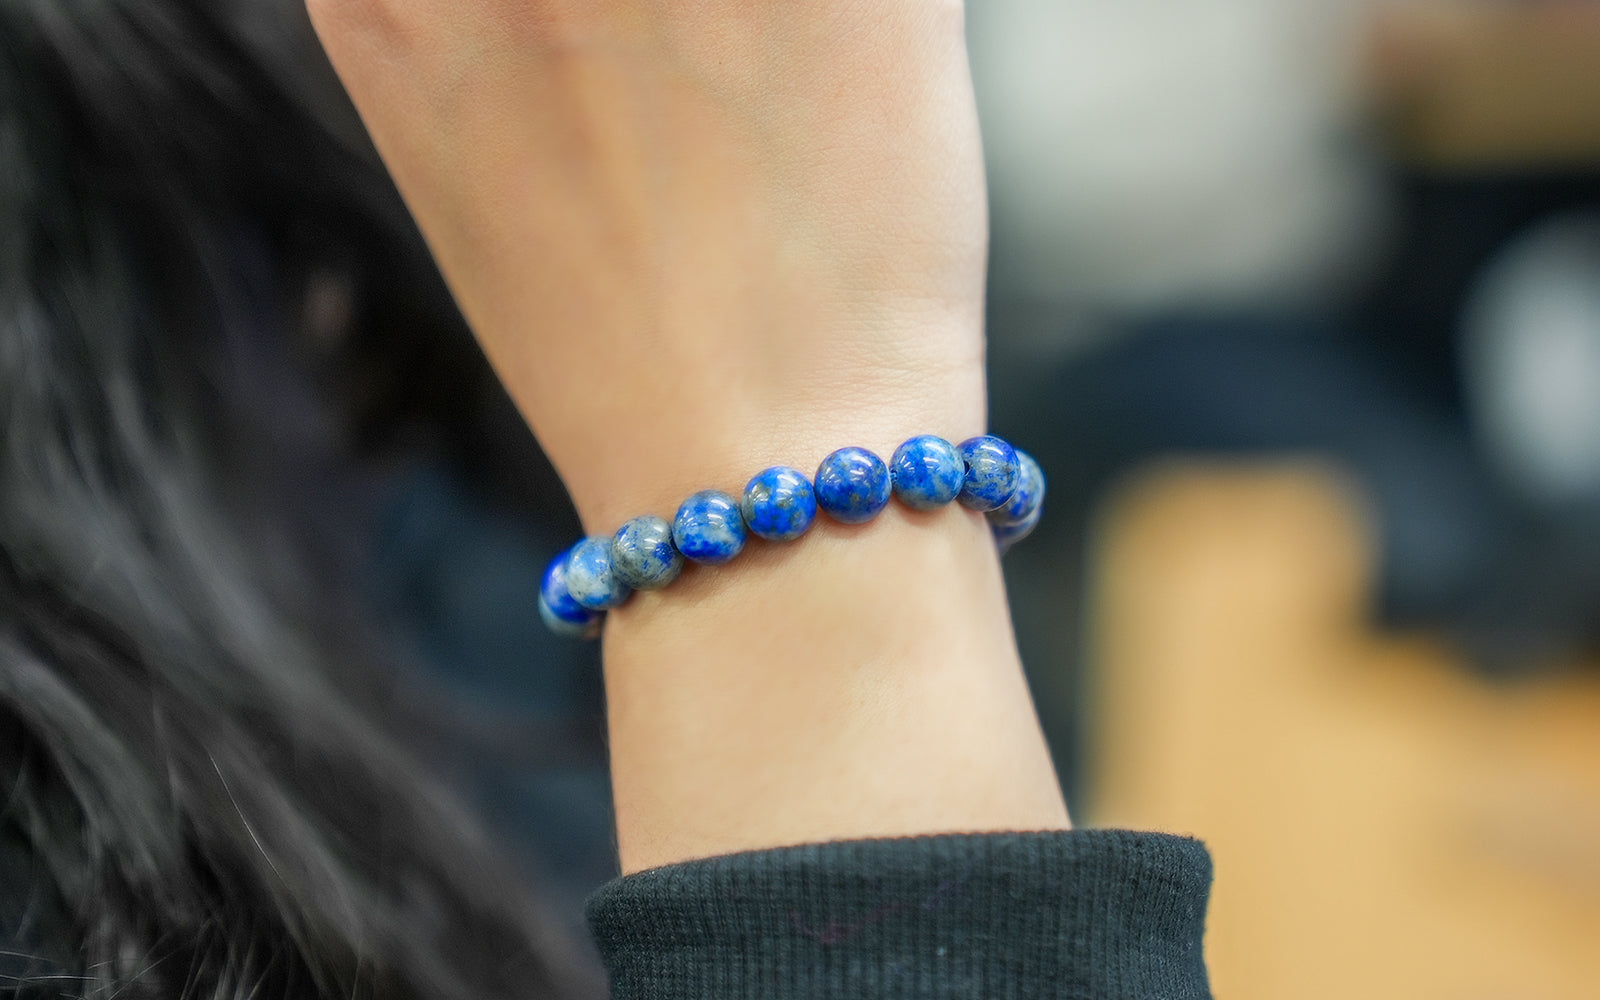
[538,435,1044,639]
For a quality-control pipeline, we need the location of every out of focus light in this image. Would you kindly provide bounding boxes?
[1463,213,1600,506]
[969,0,1384,313]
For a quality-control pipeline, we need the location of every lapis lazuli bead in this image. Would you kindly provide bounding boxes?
[741,466,817,542]
[611,515,684,590]
[814,446,892,524]
[957,436,1021,511]
[890,435,966,510]
[539,591,601,639]
[565,535,632,610]
[672,490,747,565]
[992,503,1041,552]
[988,450,1044,528]
[539,550,602,638]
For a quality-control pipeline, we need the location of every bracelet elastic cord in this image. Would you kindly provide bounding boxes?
[539,435,1044,639]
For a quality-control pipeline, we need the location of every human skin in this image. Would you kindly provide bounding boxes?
[306,0,1070,873]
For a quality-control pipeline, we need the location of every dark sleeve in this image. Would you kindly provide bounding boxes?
[585,829,1212,1000]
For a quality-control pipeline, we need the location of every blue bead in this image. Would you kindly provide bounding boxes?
[741,467,817,541]
[987,451,1044,528]
[565,536,632,610]
[539,550,603,638]
[993,503,1041,553]
[539,591,602,638]
[612,515,684,590]
[889,435,966,510]
[814,446,892,524]
[672,490,747,565]
[957,436,1021,511]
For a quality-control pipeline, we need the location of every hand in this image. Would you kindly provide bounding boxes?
[307,0,988,529]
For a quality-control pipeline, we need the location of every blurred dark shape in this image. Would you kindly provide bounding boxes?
[1,0,611,996]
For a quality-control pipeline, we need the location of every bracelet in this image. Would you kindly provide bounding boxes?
[538,435,1044,639]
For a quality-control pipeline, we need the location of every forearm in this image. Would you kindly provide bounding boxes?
[597,454,1068,874]
[485,275,1067,873]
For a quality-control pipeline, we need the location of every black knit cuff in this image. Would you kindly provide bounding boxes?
[585,829,1212,1000]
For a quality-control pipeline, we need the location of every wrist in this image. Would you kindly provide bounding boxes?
[539,317,988,532]
[567,411,982,535]
[535,366,1066,873]
[602,501,1069,873]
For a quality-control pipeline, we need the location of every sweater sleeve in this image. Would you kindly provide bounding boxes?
[584,829,1212,1000]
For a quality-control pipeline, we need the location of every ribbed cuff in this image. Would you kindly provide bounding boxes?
[586,829,1212,1000]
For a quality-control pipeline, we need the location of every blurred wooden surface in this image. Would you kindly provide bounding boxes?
[1085,462,1600,1000]
[1369,2,1600,169]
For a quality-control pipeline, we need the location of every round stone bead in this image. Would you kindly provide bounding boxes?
[889,435,966,510]
[611,515,684,590]
[672,490,747,565]
[539,591,601,639]
[538,550,602,639]
[992,503,1042,553]
[813,447,892,524]
[987,451,1044,529]
[741,467,817,542]
[956,435,1021,512]
[565,535,632,610]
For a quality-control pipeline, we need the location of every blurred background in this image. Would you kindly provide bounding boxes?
[11,0,1600,995]
[970,0,1600,996]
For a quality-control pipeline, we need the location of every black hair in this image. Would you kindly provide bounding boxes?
[0,1,600,997]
